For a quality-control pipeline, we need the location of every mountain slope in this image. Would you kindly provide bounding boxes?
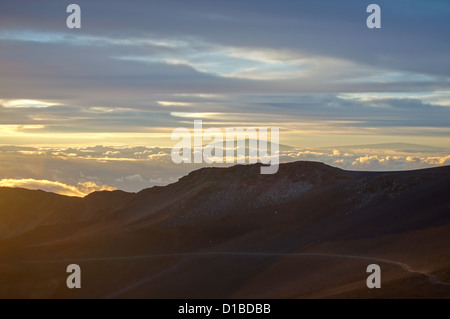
[0,161,449,298]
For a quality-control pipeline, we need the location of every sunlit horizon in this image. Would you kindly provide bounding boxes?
[1,0,449,195]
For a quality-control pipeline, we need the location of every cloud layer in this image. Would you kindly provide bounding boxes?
[0,1,449,147]
[0,1,449,191]
[0,143,448,195]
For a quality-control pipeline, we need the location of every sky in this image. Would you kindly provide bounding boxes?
[0,0,449,195]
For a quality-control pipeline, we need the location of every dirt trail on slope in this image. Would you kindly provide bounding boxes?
[4,251,448,297]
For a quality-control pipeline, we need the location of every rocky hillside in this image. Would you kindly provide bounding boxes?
[0,161,449,298]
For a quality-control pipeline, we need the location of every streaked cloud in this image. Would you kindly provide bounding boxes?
[170,112,223,119]
[0,99,58,108]
[157,101,192,107]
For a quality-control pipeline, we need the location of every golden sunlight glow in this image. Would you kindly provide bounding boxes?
[0,178,116,197]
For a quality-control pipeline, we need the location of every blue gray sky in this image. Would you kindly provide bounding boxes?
[0,0,449,194]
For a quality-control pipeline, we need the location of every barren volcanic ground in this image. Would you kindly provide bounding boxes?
[0,161,449,298]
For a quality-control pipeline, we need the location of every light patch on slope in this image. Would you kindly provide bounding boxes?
[0,179,116,197]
